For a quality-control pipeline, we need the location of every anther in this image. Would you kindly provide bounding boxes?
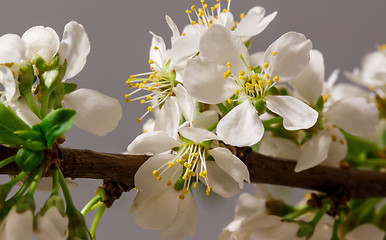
[148,106,154,112]
[264,62,269,68]
[148,59,154,64]
[273,76,279,82]
[272,51,278,56]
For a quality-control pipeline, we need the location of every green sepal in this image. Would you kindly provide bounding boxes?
[15,148,44,173]
[15,194,35,213]
[296,220,314,239]
[18,62,37,95]
[315,96,324,112]
[39,108,76,148]
[266,86,280,95]
[253,98,267,114]
[39,194,66,217]
[279,87,289,96]
[66,206,92,240]
[60,82,78,95]
[244,40,252,49]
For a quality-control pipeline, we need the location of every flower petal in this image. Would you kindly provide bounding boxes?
[165,15,180,44]
[324,97,379,137]
[217,100,264,147]
[0,34,27,64]
[169,34,200,66]
[159,191,198,240]
[234,192,266,220]
[345,224,385,240]
[183,57,235,104]
[0,65,19,102]
[323,127,347,168]
[266,95,318,130]
[208,147,250,188]
[134,154,182,197]
[179,127,220,143]
[59,21,90,80]
[62,88,122,136]
[35,207,69,240]
[154,97,180,139]
[290,49,325,105]
[127,131,181,155]
[235,7,277,42]
[6,98,41,126]
[134,189,180,230]
[295,131,332,172]
[204,161,242,198]
[264,32,312,82]
[259,136,301,160]
[149,32,167,66]
[194,110,219,129]
[2,206,34,240]
[173,84,196,124]
[22,26,60,63]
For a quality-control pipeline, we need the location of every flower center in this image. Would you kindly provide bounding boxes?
[152,143,213,200]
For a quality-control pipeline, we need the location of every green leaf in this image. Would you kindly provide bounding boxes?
[39,109,76,148]
[15,148,44,172]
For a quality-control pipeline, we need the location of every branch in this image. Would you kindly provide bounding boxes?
[1,145,385,199]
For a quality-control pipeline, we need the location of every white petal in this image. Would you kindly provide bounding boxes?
[5,98,41,126]
[173,84,197,124]
[3,207,34,240]
[159,191,198,240]
[199,24,248,72]
[236,7,277,42]
[208,147,250,188]
[59,21,90,80]
[135,188,180,230]
[329,83,370,103]
[0,65,19,102]
[154,97,180,139]
[22,26,59,63]
[179,127,220,143]
[264,32,312,82]
[259,136,300,160]
[323,127,347,168]
[193,110,219,129]
[0,34,27,64]
[204,161,242,198]
[127,131,180,155]
[295,131,332,172]
[324,97,379,137]
[234,193,266,220]
[345,224,385,240]
[165,15,180,44]
[169,34,200,66]
[217,101,264,147]
[62,88,122,136]
[134,154,182,197]
[149,32,167,65]
[249,51,265,67]
[266,95,318,130]
[183,57,235,104]
[35,207,69,240]
[290,49,325,105]
[250,215,299,240]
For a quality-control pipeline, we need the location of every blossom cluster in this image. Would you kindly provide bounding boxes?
[124,0,383,239]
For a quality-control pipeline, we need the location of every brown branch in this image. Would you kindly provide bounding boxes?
[1,145,385,199]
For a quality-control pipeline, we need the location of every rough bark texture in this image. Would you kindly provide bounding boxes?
[1,145,385,199]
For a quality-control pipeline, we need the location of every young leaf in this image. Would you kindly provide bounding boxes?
[39,109,76,148]
[15,148,44,173]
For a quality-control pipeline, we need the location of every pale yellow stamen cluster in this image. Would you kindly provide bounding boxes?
[125,50,175,123]
[151,144,213,200]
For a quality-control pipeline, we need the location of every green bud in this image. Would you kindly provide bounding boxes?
[253,98,267,114]
[15,194,35,213]
[296,221,314,239]
[66,207,92,240]
[39,195,66,217]
[15,148,44,172]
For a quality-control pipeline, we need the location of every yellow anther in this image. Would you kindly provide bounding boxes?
[136,118,141,123]
[182,33,186,36]
[189,170,196,177]
[265,73,270,79]
[322,94,331,103]
[264,62,269,68]
[193,182,198,189]
[148,59,154,64]
[167,180,172,186]
[140,99,145,104]
[153,70,158,74]
[331,135,337,142]
[150,66,154,70]
[206,187,212,196]
[239,70,245,76]
[332,124,337,128]
[139,83,145,89]
[148,106,154,112]
[199,11,204,17]
[224,72,230,78]
[227,98,232,104]
[234,89,239,95]
[203,4,208,9]
[128,83,134,88]
[148,86,154,91]
[273,51,278,56]
[216,0,220,2]
[211,7,214,11]
[125,94,130,98]
[238,75,244,80]
[222,9,227,13]
[130,75,136,78]
[134,187,138,190]
[125,98,131,103]
[339,139,345,145]
[227,70,231,74]
[267,80,272,86]
[209,19,213,24]
[154,46,159,50]
[186,9,192,14]
[240,13,245,19]
[369,85,376,91]
[143,80,148,84]
[134,83,140,88]
[155,83,160,87]
[379,44,386,51]
[146,96,152,100]
[156,76,162,81]
[149,75,154,80]
[184,162,191,168]
[153,170,160,176]
[235,21,239,26]
[179,194,185,200]
[273,76,279,82]
[199,171,207,178]
[227,62,232,68]
[191,21,196,25]
[214,3,219,8]
[191,5,196,10]
[305,192,312,200]
[157,176,162,180]
[182,189,188,194]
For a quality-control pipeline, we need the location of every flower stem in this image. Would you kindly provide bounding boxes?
[0,155,15,169]
[284,206,313,220]
[81,194,103,216]
[51,167,60,196]
[26,162,46,197]
[58,169,76,209]
[90,203,106,240]
[331,211,346,240]
[309,200,330,227]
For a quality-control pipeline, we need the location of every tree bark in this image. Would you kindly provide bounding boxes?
[1,145,385,199]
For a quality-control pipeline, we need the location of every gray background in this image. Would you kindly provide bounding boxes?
[1,0,385,239]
